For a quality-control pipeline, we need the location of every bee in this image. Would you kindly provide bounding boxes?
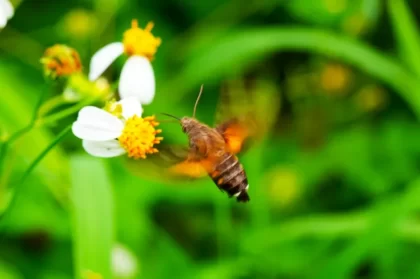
[127,81,278,202]
[161,86,252,202]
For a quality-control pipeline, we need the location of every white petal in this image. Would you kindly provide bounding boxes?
[0,0,13,19]
[117,97,143,119]
[72,106,124,141]
[0,7,7,28]
[89,42,124,81]
[119,56,155,105]
[82,140,126,157]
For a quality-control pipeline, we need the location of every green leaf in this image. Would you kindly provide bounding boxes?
[314,177,420,278]
[70,155,114,279]
[0,261,24,279]
[0,64,69,205]
[388,0,420,77]
[163,27,420,119]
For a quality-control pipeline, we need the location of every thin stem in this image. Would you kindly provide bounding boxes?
[0,86,49,174]
[36,96,99,127]
[38,94,69,116]
[20,125,71,183]
[0,125,71,233]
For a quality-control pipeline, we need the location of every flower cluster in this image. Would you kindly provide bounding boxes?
[36,19,163,159]
[69,19,163,159]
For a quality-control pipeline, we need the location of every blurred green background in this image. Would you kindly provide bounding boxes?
[2,0,420,278]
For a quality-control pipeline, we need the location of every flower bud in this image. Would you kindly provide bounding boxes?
[40,44,82,79]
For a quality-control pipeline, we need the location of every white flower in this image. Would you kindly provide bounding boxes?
[72,97,162,159]
[0,0,14,28]
[88,20,161,105]
[112,243,139,279]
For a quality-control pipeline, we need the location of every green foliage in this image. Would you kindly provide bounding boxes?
[71,155,114,279]
[0,0,420,278]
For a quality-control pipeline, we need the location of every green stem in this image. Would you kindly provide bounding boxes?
[36,96,99,127]
[38,94,69,116]
[0,125,71,231]
[19,125,71,183]
[0,86,49,174]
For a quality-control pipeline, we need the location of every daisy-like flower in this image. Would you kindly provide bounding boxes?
[0,0,13,28]
[72,97,162,159]
[88,19,161,104]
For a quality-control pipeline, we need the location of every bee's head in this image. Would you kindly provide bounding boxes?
[181,117,198,133]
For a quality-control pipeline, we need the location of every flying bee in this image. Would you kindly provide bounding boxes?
[126,81,279,202]
[161,86,252,202]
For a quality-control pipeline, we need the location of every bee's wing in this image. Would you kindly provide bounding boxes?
[215,118,255,154]
[215,79,280,154]
[124,144,209,183]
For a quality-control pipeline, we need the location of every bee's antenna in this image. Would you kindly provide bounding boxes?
[193,84,204,118]
[160,112,181,121]
[159,119,179,123]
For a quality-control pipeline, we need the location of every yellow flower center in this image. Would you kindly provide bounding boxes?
[122,19,161,60]
[119,115,163,159]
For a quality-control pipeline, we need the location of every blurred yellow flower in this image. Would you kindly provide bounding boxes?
[265,166,301,208]
[342,12,369,36]
[82,270,103,279]
[320,63,351,94]
[322,0,348,14]
[72,98,162,159]
[354,84,388,112]
[62,9,98,39]
[40,44,82,79]
[88,19,161,105]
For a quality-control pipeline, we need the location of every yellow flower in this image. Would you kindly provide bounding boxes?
[72,97,162,159]
[61,9,98,39]
[322,0,348,14]
[342,12,369,36]
[265,166,301,208]
[40,44,82,79]
[88,19,161,105]
[354,84,387,112]
[320,63,351,94]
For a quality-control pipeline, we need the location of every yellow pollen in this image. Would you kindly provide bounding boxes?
[118,115,163,159]
[122,19,161,60]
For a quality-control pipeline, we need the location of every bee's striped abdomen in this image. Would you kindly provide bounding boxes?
[210,153,250,202]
